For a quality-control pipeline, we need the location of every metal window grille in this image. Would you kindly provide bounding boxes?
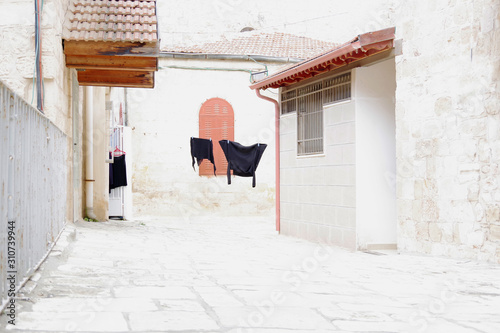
[280,72,351,155]
[298,90,323,155]
[323,73,351,104]
[280,90,296,114]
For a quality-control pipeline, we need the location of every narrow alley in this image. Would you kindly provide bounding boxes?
[1,217,499,332]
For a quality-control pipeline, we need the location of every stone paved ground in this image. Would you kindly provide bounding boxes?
[1,216,500,333]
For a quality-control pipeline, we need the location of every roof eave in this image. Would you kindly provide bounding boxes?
[159,52,304,63]
[250,27,396,90]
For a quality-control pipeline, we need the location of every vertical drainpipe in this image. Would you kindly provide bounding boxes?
[124,88,128,126]
[35,0,43,112]
[85,86,97,220]
[255,89,280,232]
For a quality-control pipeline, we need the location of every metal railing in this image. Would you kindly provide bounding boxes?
[0,81,68,310]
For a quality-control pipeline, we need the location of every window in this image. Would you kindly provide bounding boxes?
[199,98,234,176]
[281,72,351,155]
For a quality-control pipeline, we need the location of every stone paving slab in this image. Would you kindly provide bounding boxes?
[13,312,128,332]
[1,216,500,332]
[129,311,220,331]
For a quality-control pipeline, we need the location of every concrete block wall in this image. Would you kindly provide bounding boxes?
[395,0,500,263]
[280,99,357,250]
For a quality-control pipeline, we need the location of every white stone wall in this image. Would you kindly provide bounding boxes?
[0,0,72,136]
[0,0,77,223]
[157,0,396,47]
[395,0,500,263]
[125,58,281,219]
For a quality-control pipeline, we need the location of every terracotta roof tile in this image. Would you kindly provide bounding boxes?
[162,32,338,60]
[64,0,158,43]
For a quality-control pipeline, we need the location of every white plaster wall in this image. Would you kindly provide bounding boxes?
[126,58,280,219]
[395,0,500,263]
[354,60,397,249]
[280,84,357,250]
[71,71,84,222]
[122,126,134,220]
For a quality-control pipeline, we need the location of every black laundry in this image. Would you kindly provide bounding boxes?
[109,153,114,190]
[219,140,267,188]
[110,155,127,190]
[190,137,216,175]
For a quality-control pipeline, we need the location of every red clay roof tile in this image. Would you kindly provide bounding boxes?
[163,32,338,60]
[64,0,158,43]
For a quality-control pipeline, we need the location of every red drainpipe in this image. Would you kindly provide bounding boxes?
[255,89,280,232]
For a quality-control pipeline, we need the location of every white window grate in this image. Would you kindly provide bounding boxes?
[323,73,351,104]
[280,72,351,155]
[298,90,323,155]
[280,72,351,116]
[280,90,296,114]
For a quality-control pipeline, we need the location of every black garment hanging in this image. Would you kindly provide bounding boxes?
[109,152,114,190]
[110,155,127,190]
[219,140,267,188]
[190,137,216,175]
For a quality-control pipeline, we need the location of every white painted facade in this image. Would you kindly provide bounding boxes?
[279,59,397,250]
[354,60,397,249]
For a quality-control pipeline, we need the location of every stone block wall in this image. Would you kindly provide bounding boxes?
[395,0,500,262]
[0,0,71,136]
[0,0,79,223]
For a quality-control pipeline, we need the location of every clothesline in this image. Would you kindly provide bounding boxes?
[191,137,267,188]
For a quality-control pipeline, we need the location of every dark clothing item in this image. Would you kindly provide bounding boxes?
[110,155,127,190]
[190,137,216,175]
[219,140,267,188]
[109,153,114,190]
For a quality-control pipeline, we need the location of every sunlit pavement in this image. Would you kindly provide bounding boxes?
[1,216,500,332]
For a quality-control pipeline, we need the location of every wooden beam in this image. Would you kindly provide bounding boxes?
[64,40,159,57]
[358,27,395,47]
[66,55,158,71]
[77,69,155,88]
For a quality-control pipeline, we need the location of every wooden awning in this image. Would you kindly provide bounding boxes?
[250,27,396,90]
[63,0,159,88]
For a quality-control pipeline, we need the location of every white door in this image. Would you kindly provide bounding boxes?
[109,127,124,218]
